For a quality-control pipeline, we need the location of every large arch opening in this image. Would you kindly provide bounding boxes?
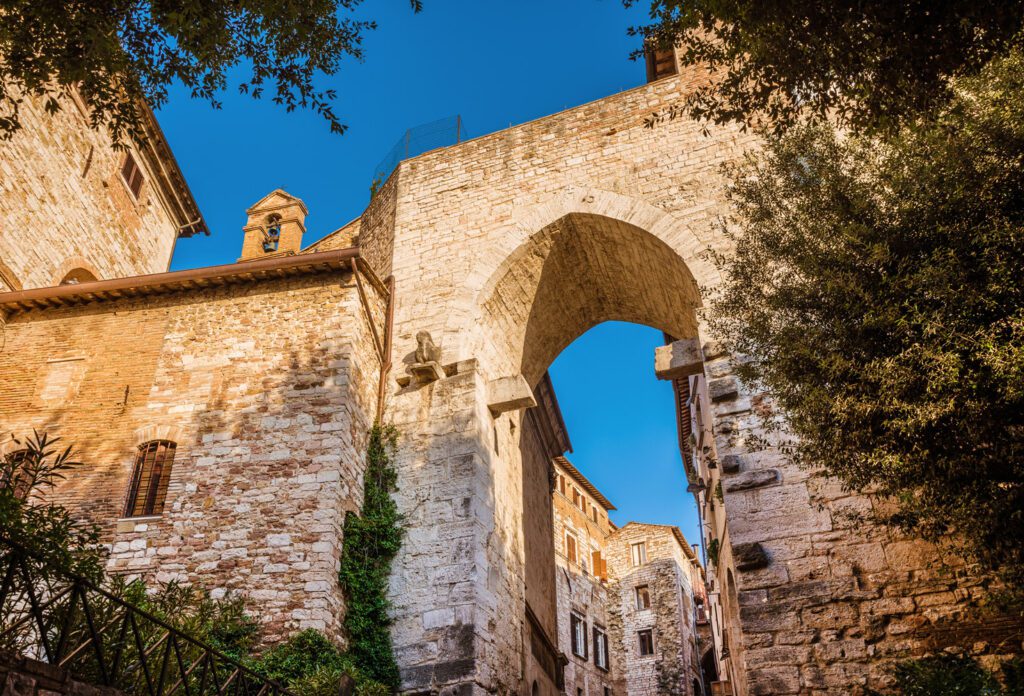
[475,212,713,696]
[475,212,702,388]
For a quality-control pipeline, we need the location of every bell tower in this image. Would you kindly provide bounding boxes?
[239,190,308,261]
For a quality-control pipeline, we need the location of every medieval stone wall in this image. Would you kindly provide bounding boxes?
[376,70,755,695]
[699,346,1024,695]
[0,269,381,643]
[0,93,183,290]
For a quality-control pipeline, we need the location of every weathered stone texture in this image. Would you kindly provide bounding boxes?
[0,269,382,644]
[0,93,186,290]
[606,524,703,696]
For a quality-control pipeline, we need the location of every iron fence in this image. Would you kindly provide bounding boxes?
[0,537,291,696]
[371,115,467,186]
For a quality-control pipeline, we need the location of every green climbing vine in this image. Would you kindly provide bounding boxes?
[707,538,721,569]
[338,425,403,690]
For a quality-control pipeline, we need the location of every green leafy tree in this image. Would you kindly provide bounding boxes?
[706,49,1024,579]
[869,655,1024,696]
[0,0,421,143]
[629,0,1024,133]
[0,431,106,580]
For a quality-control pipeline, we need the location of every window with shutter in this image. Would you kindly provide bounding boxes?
[124,440,176,517]
[570,612,588,659]
[631,541,647,566]
[565,532,578,564]
[593,626,609,670]
[120,153,145,198]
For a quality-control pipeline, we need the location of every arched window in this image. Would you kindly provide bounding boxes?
[124,440,176,517]
[1,449,31,500]
[262,214,282,253]
[60,268,99,285]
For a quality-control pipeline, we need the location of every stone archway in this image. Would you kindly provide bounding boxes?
[473,208,705,388]
[387,196,722,696]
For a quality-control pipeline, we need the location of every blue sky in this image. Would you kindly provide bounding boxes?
[158,0,701,550]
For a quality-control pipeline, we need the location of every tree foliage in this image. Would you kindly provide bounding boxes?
[337,424,403,689]
[629,0,1024,133]
[706,49,1024,579]
[0,431,106,581]
[0,0,421,143]
[869,654,1024,696]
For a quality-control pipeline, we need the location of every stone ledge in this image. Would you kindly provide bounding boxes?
[708,377,739,402]
[725,469,780,492]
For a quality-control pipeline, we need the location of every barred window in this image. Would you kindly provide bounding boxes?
[124,440,176,517]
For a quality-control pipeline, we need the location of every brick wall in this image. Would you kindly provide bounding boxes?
[0,269,381,644]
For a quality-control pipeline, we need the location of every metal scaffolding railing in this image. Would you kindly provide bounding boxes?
[371,115,467,186]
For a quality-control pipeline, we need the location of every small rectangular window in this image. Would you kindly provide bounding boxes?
[125,440,176,517]
[565,533,578,564]
[570,612,588,659]
[631,541,647,566]
[638,629,655,656]
[591,505,598,522]
[635,585,651,610]
[593,626,609,670]
[120,153,144,198]
[558,474,566,495]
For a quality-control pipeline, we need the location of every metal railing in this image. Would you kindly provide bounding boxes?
[0,537,291,696]
[371,115,467,185]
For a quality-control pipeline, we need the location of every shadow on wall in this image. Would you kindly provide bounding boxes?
[1,274,378,645]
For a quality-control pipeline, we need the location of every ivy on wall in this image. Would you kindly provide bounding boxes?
[338,425,403,689]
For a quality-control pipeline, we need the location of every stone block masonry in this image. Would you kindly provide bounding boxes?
[0,267,383,645]
[0,91,202,292]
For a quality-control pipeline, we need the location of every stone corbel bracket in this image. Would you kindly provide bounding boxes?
[487,375,537,417]
[654,337,704,380]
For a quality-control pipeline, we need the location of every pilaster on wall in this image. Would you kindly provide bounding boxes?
[387,358,526,695]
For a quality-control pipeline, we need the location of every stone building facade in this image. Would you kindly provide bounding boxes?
[0,89,205,293]
[2,47,1023,696]
[0,207,387,643]
[552,456,706,696]
[552,457,620,696]
[606,524,704,696]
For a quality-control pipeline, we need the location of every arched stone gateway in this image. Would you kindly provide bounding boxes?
[2,67,1020,696]
[368,71,1020,696]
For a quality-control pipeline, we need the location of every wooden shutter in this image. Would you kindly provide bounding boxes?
[125,440,176,517]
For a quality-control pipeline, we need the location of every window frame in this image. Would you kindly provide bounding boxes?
[124,440,177,518]
[120,152,145,199]
[637,629,655,657]
[565,531,578,565]
[635,584,652,610]
[631,541,647,566]
[593,625,609,671]
[570,612,588,659]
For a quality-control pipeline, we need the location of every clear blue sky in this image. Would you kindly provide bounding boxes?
[158,0,702,551]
